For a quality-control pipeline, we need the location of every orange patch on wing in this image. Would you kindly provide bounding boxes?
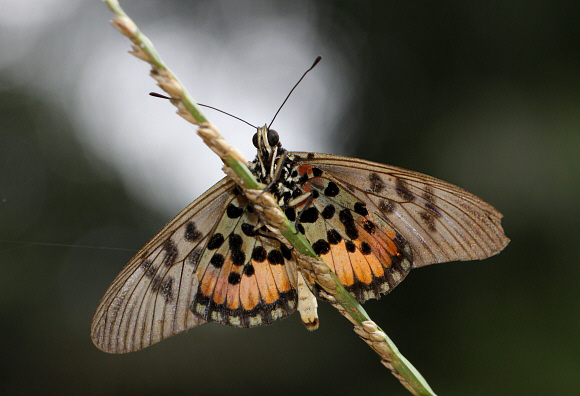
[360,244,385,278]
[383,226,396,240]
[211,254,233,305]
[356,218,398,267]
[348,245,373,284]
[365,235,394,268]
[226,269,243,310]
[269,264,293,294]
[199,264,220,297]
[326,241,354,287]
[239,269,260,310]
[253,260,279,304]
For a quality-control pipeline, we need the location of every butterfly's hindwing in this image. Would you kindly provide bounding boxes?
[91,177,235,353]
[288,163,413,303]
[191,194,299,327]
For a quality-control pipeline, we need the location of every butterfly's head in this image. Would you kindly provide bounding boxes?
[252,124,282,158]
[251,125,288,183]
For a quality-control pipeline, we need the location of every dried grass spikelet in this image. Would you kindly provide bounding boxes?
[197,123,248,164]
[129,44,149,61]
[175,102,198,125]
[244,189,287,230]
[150,69,183,99]
[110,15,137,39]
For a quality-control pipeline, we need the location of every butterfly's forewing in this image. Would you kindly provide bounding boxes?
[292,152,509,269]
[91,177,235,354]
[293,153,509,268]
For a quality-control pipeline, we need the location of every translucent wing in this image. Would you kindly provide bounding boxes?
[91,177,235,354]
[291,152,509,269]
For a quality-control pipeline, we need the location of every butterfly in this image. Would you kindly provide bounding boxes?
[91,125,509,353]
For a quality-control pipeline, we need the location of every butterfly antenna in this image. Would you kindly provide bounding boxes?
[149,92,257,129]
[268,55,322,129]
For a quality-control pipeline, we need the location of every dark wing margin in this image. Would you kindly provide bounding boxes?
[91,177,235,353]
[292,152,509,268]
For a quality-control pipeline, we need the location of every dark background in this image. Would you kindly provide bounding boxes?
[1,1,579,395]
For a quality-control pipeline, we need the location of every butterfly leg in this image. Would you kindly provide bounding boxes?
[256,150,289,201]
[289,193,314,229]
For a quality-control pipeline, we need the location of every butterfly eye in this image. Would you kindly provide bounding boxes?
[252,132,259,148]
[267,129,279,146]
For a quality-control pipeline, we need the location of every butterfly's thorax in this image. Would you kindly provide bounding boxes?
[247,126,306,208]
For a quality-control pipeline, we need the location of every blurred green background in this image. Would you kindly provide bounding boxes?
[1,1,579,395]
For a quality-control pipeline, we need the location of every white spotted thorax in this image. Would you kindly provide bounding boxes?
[91,124,509,353]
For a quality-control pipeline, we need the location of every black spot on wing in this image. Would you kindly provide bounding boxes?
[312,240,331,255]
[363,220,376,234]
[241,223,257,237]
[360,242,372,255]
[299,207,319,223]
[229,233,243,252]
[207,233,225,250]
[395,178,415,201]
[151,275,163,292]
[226,204,244,219]
[185,221,202,241]
[160,277,174,303]
[231,250,246,266]
[292,188,303,198]
[228,272,241,285]
[378,198,395,213]
[423,186,436,203]
[423,187,442,218]
[369,173,386,193]
[339,209,359,240]
[252,246,267,262]
[162,240,178,267]
[267,249,285,265]
[324,182,339,197]
[345,240,356,253]
[243,264,255,276]
[210,253,225,268]
[425,203,442,217]
[312,167,323,177]
[284,207,296,222]
[143,260,156,278]
[321,204,335,219]
[420,211,437,232]
[353,202,368,216]
[280,243,293,260]
[327,229,342,245]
